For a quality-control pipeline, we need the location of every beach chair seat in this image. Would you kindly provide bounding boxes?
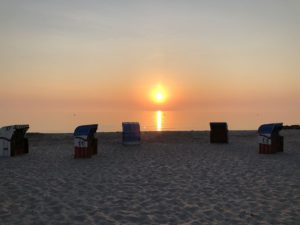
[258,123,283,154]
[74,124,98,158]
[210,122,228,143]
[122,122,141,145]
[0,125,30,157]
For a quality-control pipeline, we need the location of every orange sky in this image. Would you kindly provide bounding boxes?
[0,1,299,131]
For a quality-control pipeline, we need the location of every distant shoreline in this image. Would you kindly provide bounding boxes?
[27,130,258,135]
[283,125,300,130]
[27,126,300,135]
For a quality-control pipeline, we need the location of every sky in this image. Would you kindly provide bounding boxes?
[0,0,299,131]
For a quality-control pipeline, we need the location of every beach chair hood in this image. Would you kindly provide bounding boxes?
[74,124,98,138]
[0,125,29,140]
[258,123,283,137]
[122,122,140,132]
[210,122,228,129]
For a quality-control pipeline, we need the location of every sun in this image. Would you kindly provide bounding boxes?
[151,84,167,104]
[155,92,164,103]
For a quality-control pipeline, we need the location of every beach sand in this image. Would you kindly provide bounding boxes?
[0,130,299,225]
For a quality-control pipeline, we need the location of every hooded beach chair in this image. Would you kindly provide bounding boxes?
[258,123,283,154]
[74,124,98,158]
[210,122,228,143]
[0,124,29,157]
[122,122,141,145]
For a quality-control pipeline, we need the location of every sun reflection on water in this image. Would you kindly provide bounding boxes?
[156,110,163,131]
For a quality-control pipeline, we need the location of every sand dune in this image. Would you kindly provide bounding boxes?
[0,130,299,225]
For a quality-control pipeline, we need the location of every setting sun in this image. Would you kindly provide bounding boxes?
[155,92,164,103]
[151,84,168,104]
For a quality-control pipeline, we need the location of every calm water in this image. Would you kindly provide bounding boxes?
[5,110,295,133]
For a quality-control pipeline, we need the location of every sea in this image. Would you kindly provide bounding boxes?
[11,109,292,133]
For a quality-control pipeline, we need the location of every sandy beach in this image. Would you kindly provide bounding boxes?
[0,130,299,225]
